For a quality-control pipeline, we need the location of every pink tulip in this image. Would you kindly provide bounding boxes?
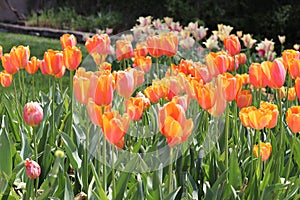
[23,102,43,126]
[24,158,41,179]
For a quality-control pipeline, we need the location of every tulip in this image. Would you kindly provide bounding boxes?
[192,80,215,110]
[207,75,227,116]
[290,59,300,79]
[288,87,296,101]
[85,34,111,55]
[253,142,272,161]
[286,106,300,133]
[86,98,111,127]
[171,95,189,111]
[73,68,93,104]
[220,73,242,102]
[25,56,40,74]
[40,49,64,76]
[63,46,82,70]
[0,70,13,87]
[114,69,136,98]
[10,45,30,69]
[282,49,300,76]
[125,96,147,121]
[239,106,257,128]
[159,101,194,147]
[23,102,43,126]
[116,40,134,61]
[146,35,163,57]
[91,70,115,106]
[134,42,148,57]
[224,34,241,56]
[295,78,300,101]
[2,53,19,74]
[205,51,231,78]
[160,32,179,57]
[24,158,41,179]
[248,108,273,130]
[60,33,77,50]
[261,59,286,88]
[102,110,130,149]
[241,33,257,48]
[236,90,252,109]
[249,63,268,88]
[0,45,2,59]
[260,101,278,129]
[133,56,152,72]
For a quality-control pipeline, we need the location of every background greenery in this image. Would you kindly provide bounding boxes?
[30,0,299,49]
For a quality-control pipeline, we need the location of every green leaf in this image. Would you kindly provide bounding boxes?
[60,132,82,170]
[64,173,74,199]
[90,163,108,200]
[0,122,12,190]
[164,187,181,200]
[229,148,242,189]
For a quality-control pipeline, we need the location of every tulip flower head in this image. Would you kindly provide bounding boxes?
[0,70,13,87]
[224,34,241,56]
[24,158,41,179]
[253,142,272,161]
[286,106,300,133]
[60,33,77,50]
[23,102,44,126]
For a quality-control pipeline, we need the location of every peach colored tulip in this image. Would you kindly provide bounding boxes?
[236,90,252,109]
[239,106,257,128]
[224,34,241,56]
[86,98,111,127]
[286,106,300,133]
[160,32,179,57]
[73,67,93,104]
[220,72,242,102]
[146,35,163,58]
[23,102,44,126]
[24,158,41,179]
[60,33,77,50]
[290,59,300,79]
[159,101,194,147]
[260,101,278,129]
[0,70,13,87]
[2,53,19,74]
[63,46,82,71]
[85,34,111,55]
[261,59,286,89]
[248,108,272,130]
[282,49,300,76]
[25,56,40,74]
[102,110,130,149]
[114,69,136,98]
[205,51,231,77]
[253,142,272,161]
[125,94,150,121]
[133,56,152,72]
[116,40,134,61]
[288,87,296,101]
[192,80,215,110]
[134,42,148,57]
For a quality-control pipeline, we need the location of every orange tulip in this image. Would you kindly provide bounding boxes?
[125,93,150,121]
[205,51,231,77]
[144,79,168,103]
[25,56,40,74]
[220,73,242,102]
[102,110,130,149]
[236,90,252,109]
[73,67,93,104]
[86,98,111,127]
[290,59,300,79]
[134,42,148,57]
[192,80,215,110]
[40,49,64,76]
[249,62,268,88]
[207,75,227,116]
[261,59,286,89]
[160,32,178,57]
[224,34,241,56]
[253,142,272,161]
[2,53,19,74]
[63,46,82,70]
[236,73,250,85]
[0,70,13,87]
[91,70,115,106]
[282,49,300,77]
[10,45,30,69]
[260,101,278,129]
[60,33,77,50]
[159,101,194,147]
[286,106,300,133]
[248,108,273,130]
[116,40,134,61]
[146,35,163,58]
[288,87,296,101]
[133,56,152,72]
[239,106,257,128]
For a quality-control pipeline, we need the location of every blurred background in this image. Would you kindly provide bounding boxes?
[1,0,299,48]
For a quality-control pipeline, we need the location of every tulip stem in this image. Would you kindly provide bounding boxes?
[285,133,296,180]
[275,89,283,183]
[168,147,173,194]
[169,56,173,76]
[112,145,116,199]
[33,126,39,197]
[70,70,74,140]
[32,75,35,100]
[156,57,159,79]
[52,76,56,145]
[225,102,229,182]
[256,131,261,199]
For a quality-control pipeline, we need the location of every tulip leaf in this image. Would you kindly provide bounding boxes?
[90,163,108,200]
[228,149,242,189]
[64,173,74,199]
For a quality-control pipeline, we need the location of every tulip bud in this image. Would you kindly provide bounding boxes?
[24,158,41,179]
[23,102,44,126]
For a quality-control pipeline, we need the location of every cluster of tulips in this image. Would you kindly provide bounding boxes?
[2,17,300,197]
